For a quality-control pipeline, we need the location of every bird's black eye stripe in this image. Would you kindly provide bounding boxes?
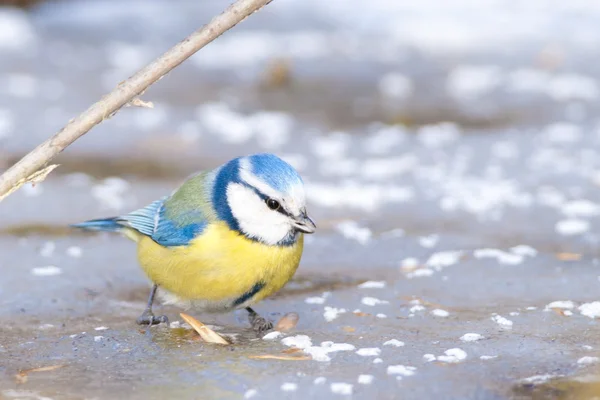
[265,197,293,218]
[266,198,280,210]
[238,182,291,216]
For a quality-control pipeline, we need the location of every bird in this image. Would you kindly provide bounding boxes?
[71,153,316,333]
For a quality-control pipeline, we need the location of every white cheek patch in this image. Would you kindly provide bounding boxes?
[238,157,308,217]
[226,183,291,245]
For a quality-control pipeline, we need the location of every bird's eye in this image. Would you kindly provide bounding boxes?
[266,198,280,210]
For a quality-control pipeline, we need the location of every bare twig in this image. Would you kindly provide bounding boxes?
[15,364,66,384]
[126,97,154,109]
[0,164,58,202]
[0,0,274,201]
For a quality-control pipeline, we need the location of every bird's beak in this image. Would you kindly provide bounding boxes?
[292,212,316,234]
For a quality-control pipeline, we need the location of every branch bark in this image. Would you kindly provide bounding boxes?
[0,0,273,202]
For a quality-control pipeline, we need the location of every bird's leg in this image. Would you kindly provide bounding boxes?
[136,284,169,326]
[246,307,273,333]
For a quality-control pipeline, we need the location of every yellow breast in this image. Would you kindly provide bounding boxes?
[135,221,304,311]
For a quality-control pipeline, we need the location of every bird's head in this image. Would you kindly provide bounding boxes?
[212,153,316,246]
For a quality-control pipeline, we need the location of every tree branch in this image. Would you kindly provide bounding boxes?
[0,0,273,201]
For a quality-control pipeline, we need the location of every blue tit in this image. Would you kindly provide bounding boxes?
[72,153,316,332]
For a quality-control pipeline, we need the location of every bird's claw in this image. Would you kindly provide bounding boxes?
[136,309,168,326]
[251,316,273,333]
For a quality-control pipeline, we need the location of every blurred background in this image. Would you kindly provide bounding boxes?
[2,1,600,399]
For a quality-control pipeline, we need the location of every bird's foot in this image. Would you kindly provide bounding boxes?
[250,315,273,333]
[136,309,168,326]
[246,307,273,333]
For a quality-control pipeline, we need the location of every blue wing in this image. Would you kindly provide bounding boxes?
[123,196,208,246]
[73,196,207,247]
[121,197,165,237]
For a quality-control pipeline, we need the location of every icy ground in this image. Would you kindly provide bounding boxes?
[2,1,600,399]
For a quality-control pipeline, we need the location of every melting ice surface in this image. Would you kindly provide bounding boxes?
[3,0,600,399]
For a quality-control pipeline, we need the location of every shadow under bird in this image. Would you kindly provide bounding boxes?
[72,153,316,332]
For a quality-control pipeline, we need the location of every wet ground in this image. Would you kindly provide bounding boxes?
[3,1,600,399]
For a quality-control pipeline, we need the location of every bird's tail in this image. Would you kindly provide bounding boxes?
[70,217,124,232]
